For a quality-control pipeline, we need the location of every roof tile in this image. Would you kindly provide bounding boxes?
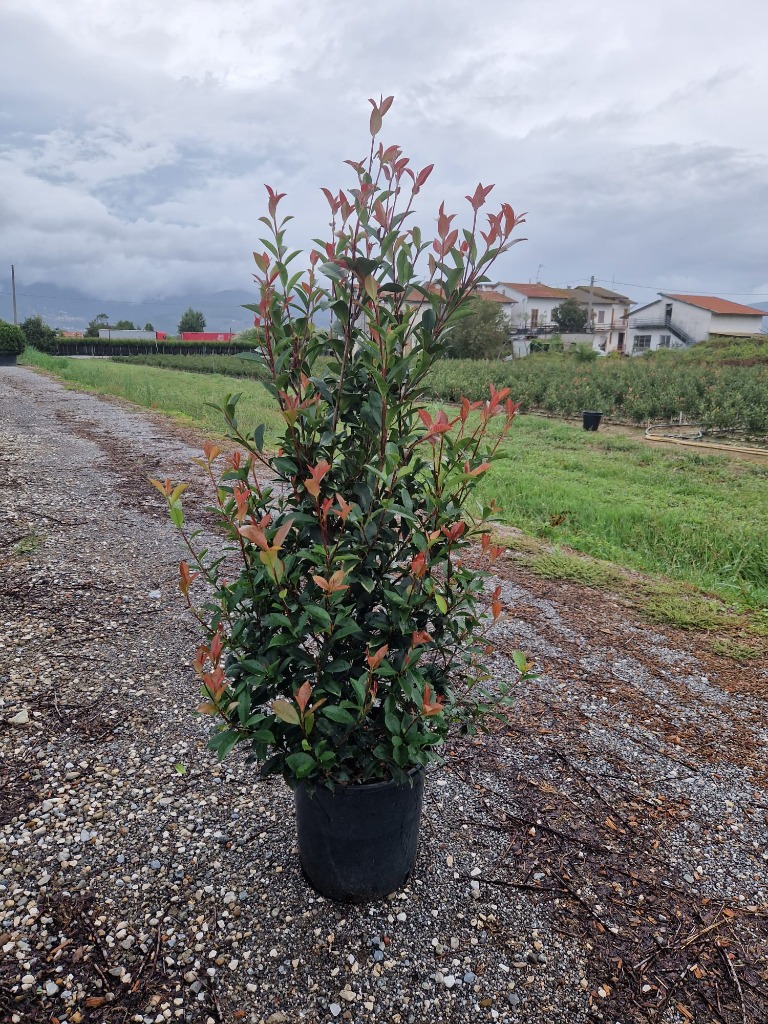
[664,293,765,316]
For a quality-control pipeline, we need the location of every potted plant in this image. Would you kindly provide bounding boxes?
[156,96,535,902]
[0,320,26,366]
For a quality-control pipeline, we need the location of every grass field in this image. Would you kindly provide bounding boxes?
[109,335,768,437]
[25,350,285,443]
[23,349,768,610]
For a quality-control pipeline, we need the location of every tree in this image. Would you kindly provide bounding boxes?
[143,323,155,332]
[551,297,589,333]
[177,308,206,333]
[85,313,111,338]
[442,298,510,360]
[20,314,56,352]
[114,319,136,330]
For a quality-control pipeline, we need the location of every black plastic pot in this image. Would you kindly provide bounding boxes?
[582,410,603,431]
[0,355,18,367]
[294,771,424,903]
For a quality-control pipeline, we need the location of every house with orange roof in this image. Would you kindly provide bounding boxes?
[487,282,571,330]
[472,288,518,320]
[404,285,518,324]
[559,285,633,352]
[627,293,765,353]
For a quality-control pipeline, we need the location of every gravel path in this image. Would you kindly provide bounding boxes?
[1,366,766,1024]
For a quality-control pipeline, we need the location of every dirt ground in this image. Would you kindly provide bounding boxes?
[1,366,766,1024]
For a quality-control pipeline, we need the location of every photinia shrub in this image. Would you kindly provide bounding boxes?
[0,321,26,356]
[156,97,535,787]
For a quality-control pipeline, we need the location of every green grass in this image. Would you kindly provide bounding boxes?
[527,550,623,589]
[515,545,753,632]
[634,585,739,631]
[475,416,768,608]
[23,350,768,610]
[12,532,43,555]
[709,637,764,661]
[24,349,284,444]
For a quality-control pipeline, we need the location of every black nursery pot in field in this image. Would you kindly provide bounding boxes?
[582,410,603,431]
[0,355,17,367]
[294,772,425,903]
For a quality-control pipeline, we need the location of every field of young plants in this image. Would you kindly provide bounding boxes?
[22,347,768,608]
[109,335,768,437]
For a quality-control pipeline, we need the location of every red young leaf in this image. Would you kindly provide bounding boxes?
[416,164,434,187]
[272,519,294,550]
[202,440,222,462]
[335,493,352,522]
[238,524,269,550]
[410,551,427,578]
[295,681,313,713]
[367,644,389,671]
[369,99,383,137]
[265,184,287,219]
[422,684,445,716]
[411,630,433,647]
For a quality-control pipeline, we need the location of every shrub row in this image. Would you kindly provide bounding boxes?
[425,356,768,435]
[38,339,257,357]
[110,353,270,379]
[108,343,768,437]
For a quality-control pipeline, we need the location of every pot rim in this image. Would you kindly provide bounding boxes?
[297,767,424,795]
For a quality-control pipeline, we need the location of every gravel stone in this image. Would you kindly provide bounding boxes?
[1,368,766,1024]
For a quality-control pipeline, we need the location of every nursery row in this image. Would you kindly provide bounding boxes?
[37,338,258,357]
[110,345,768,436]
[22,349,768,607]
[426,355,768,436]
[111,352,270,378]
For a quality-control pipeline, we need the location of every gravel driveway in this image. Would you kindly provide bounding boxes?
[1,365,766,1024]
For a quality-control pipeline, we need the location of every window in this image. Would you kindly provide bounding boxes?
[597,310,605,324]
[658,335,671,348]
[530,308,539,327]
[633,335,652,352]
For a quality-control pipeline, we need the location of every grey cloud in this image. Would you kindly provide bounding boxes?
[2,0,768,303]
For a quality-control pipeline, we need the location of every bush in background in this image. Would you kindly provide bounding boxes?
[20,315,57,352]
[0,320,26,356]
[442,297,510,359]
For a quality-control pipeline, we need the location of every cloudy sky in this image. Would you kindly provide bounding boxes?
[2,0,767,313]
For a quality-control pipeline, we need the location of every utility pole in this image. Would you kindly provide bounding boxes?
[586,274,595,331]
[11,265,18,324]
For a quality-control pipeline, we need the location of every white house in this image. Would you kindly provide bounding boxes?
[484,282,570,330]
[404,286,517,323]
[559,286,633,353]
[627,294,765,353]
[474,288,518,321]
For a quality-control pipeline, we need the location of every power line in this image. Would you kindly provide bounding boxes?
[578,278,768,299]
[600,278,768,297]
[537,273,768,299]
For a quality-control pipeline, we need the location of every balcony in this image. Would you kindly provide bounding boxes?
[628,318,696,347]
[593,316,628,332]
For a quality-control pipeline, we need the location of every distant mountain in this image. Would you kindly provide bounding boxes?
[0,281,259,334]
[753,302,768,333]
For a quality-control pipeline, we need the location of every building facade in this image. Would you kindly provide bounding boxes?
[627,294,764,353]
[487,283,569,330]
